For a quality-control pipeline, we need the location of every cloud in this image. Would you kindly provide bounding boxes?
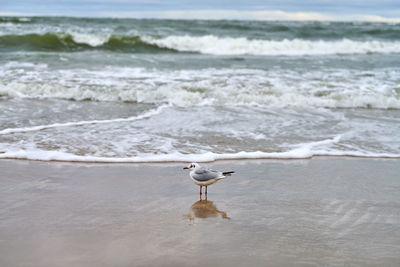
[1,1,399,22]
[98,9,400,22]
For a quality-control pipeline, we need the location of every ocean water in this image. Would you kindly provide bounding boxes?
[0,16,399,162]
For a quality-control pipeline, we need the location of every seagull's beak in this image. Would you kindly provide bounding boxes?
[183,167,189,169]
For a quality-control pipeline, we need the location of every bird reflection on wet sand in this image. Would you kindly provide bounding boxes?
[188,200,230,221]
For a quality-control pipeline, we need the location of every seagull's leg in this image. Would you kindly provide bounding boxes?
[200,186,202,198]
[205,186,208,195]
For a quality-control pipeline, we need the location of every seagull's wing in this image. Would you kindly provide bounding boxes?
[192,167,222,181]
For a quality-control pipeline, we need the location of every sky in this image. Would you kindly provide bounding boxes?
[1,0,400,22]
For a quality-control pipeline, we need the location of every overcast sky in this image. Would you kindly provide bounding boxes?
[1,0,400,21]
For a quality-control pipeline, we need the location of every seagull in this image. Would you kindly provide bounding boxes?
[183,163,234,196]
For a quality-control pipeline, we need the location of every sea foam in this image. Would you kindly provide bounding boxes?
[1,66,399,109]
[0,104,170,135]
[1,146,399,163]
[1,135,399,163]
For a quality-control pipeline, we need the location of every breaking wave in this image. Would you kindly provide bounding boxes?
[1,32,400,55]
[146,35,400,55]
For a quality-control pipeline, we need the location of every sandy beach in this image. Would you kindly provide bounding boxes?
[0,157,399,266]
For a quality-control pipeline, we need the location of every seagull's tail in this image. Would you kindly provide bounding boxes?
[222,171,235,177]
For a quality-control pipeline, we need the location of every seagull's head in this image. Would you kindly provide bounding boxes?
[183,162,200,170]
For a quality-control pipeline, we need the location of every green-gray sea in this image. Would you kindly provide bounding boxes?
[1,17,399,161]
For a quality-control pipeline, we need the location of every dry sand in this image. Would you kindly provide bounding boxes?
[0,158,399,266]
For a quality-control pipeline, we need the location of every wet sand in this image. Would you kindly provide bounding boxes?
[0,158,399,266]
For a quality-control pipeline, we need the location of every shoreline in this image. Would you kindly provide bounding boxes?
[1,154,400,165]
[1,157,399,266]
